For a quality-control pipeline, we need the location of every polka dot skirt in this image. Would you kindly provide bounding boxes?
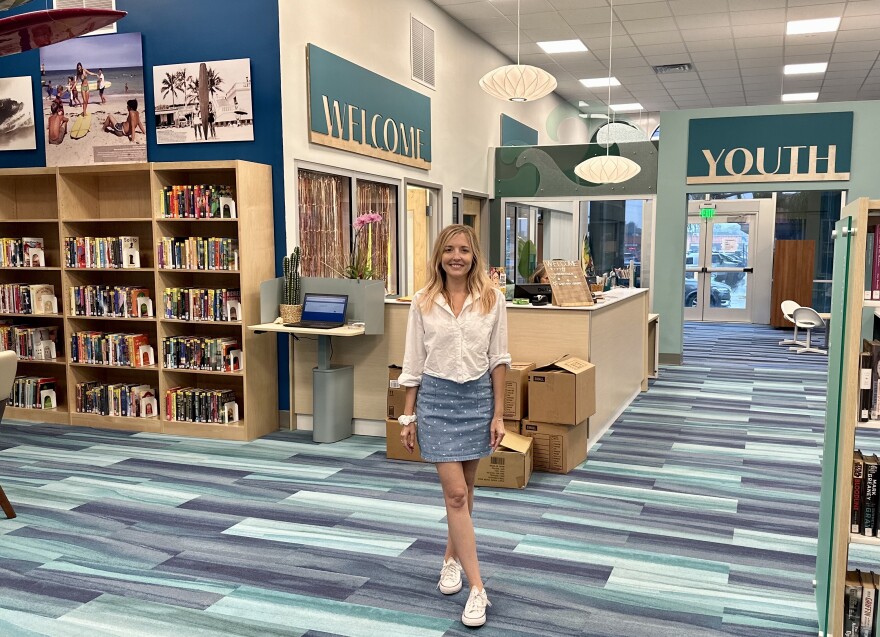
[416,372,493,463]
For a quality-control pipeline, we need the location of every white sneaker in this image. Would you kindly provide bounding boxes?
[437,557,462,594]
[461,586,491,627]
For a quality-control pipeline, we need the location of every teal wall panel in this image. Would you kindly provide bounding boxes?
[501,114,538,147]
[657,101,880,360]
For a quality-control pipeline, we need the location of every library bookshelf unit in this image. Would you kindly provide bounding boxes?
[0,161,277,441]
[817,197,880,636]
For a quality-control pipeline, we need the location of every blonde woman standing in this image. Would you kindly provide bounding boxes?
[398,224,510,628]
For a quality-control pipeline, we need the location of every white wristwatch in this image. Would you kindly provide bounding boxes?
[398,414,417,426]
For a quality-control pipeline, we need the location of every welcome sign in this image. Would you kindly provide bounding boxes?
[307,44,432,170]
[687,112,852,184]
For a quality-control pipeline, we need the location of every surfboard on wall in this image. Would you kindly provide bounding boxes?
[0,8,127,56]
[199,63,209,140]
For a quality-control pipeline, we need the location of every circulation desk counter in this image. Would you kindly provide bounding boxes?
[291,287,649,448]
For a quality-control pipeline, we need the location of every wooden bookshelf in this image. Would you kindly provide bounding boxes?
[0,161,277,441]
[818,198,880,636]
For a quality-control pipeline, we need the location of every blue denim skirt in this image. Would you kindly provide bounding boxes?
[416,372,493,463]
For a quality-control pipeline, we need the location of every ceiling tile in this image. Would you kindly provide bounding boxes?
[833,40,880,53]
[738,58,783,69]
[523,26,579,40]
[646,53,695,65]
[686,38,734,51]
[844,0,880,17]
[433,0,485,5]
[460,17,515,33]
[495,43,545,57]
[558,7,611,26]
[734,35,784,48]
[731,9,786,25]
[593,46,647,60]
[631,31,683,46]
[669,0,730,16]
[787,3,845,20]
[830,51,880,63]
[639,43,689,56]
[736,46,783,59]
[492,0,558,15]
[614,2,673,21]
[694,60,741,70]
[623,17,679,33]
[585,35,636,51]
[443,2,505,20]
[518,11,571,29]
[571,22,629,38]
[834,28,880,41]
[681,27,734,42]
[841,14,880,29]
[688,50,737,62]
[548,0,608,9]
[731,24,784,39]
[784,43,835,56]
[674,13,730,29]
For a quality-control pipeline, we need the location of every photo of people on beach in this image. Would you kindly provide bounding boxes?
[40,32,147,166]
[0,77,36,151]
[152,58,254,145]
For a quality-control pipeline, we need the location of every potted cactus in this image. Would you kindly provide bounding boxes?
[280,248,302,323]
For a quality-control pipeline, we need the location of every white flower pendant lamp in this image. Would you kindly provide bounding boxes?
[575,154,641,184]
[479,0,556,102]
[574,0,640,184]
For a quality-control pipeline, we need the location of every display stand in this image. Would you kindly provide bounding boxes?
[251,276,384,442]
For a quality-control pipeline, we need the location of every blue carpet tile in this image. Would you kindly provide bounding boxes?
[0,322,846,636]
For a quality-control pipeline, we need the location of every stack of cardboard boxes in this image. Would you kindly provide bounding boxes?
[384,356,594,487]
[523,357,595,474]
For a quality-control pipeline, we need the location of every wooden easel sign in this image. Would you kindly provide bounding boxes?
[544,260,593,307]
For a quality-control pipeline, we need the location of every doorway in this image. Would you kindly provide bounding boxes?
[405,184,439,293]
[684,199,772,322]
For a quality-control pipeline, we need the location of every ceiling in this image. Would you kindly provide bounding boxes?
[430,0,880,112]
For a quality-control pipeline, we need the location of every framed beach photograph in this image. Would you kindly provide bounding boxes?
[40,32,147,166]
[152,58,254,145]
[0,76,37,151]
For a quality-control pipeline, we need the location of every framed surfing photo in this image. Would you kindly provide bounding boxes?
[152,58,254,145]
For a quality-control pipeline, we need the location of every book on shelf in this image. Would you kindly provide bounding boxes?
[31,284,57,315]
[860,570,876,637]
[859,349,870,422]
[120,236,140,269]
[854,450,865,534]
[22,237,44,268]
[11,376,57,409]
[845,571,863,637]
[864,454,879,537]
[159,184,236,219]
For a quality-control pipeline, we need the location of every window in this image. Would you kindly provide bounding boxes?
[297,169,350,278]
[580,199,646,285]
[55,0,118,35]
[356,180,398,294]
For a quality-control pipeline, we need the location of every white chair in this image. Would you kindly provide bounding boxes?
[779,300,803,346]
[0,349,17,519]
[790,307,827,355]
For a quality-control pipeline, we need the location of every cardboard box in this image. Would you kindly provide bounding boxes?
[504,419,520,435]
[387,387,407,419]
[385,419,425,462]
[503,362,536,420]
[521,419,587,474]
[528,357,596,426]
[475,431,533,488]
[387,364,408,419]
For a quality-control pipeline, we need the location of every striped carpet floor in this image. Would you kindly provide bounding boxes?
[0,322,844,636]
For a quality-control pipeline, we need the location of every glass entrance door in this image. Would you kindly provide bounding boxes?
[684,203,758,322]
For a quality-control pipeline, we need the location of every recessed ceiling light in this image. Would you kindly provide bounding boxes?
[609,103,643,112]
[580,77,620,88]
[786,17,840,35]
[784,62,828,75]
[537,39,588,54]
[782,92,819,102]
[578,113,609,119]
[578,100,589,107]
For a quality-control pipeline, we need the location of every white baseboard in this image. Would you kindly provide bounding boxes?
[292,414,385,437]
[587,385,641,451]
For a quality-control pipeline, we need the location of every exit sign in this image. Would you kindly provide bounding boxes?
[700,203,716,219]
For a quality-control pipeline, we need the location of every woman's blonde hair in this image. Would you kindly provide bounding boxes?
[419,224,497,315]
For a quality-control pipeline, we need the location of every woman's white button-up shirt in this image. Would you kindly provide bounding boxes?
[399,288,511,387]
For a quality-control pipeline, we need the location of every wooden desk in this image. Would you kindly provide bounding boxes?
[249,322,365,439]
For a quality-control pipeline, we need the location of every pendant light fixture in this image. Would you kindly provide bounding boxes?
[574,0,641,184]
[479,0,557,102]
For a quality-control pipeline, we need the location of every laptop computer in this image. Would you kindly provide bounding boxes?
[286,293,349,329]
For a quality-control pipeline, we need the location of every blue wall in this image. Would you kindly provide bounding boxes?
[0,0,291,411]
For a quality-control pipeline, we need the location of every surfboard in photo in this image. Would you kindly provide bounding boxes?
[69,113,91,139]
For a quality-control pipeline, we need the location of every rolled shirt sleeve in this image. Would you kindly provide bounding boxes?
[488,289,511,372]
[399,295,426,387]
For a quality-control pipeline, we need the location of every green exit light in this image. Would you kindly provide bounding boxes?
[700,206,715,219]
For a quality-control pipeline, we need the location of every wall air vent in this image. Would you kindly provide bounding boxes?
[411,16,436,89]
[54,0,118,35]
[653,63,694,75]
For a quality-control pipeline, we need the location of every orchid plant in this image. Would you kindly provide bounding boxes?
[343,213,384,279]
